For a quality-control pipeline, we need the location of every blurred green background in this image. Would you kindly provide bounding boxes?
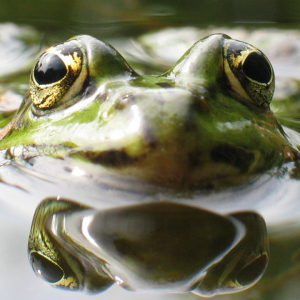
[1,0,300,40]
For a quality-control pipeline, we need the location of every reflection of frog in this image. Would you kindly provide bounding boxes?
[28,198,269,296]
[0,34,297,189]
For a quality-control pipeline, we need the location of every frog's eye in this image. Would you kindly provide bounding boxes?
[30,40,88,111]
[30,252,64,284]
[33,53,68,85]
[223,40,274,107]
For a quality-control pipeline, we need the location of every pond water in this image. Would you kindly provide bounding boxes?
[1,1,300,299]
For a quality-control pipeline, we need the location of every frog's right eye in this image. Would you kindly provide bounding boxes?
[30,40,88,112]
[30,252,64,283]
[223,39,275,107]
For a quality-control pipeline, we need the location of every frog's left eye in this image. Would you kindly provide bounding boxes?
[33,53,68,85]
[223,40,274,107]
[30,40,88,111]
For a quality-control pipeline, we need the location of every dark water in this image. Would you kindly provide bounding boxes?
[2,0,300,38]
[1,1,300,300]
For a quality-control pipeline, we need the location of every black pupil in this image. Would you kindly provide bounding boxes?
[34,53,67,85]
[30,252,64,283]
[242,51,272,84]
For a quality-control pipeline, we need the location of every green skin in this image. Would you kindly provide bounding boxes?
[0,34,296,189]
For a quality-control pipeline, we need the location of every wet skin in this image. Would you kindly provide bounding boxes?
[0,33,296,189]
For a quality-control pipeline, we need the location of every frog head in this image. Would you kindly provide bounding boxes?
[0,34,296,189]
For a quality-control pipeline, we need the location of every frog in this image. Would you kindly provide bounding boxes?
[0,31,293,297]
[0,33,297,191]
[0,32,299,297]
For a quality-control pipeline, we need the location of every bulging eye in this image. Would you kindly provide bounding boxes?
[30,252,64,283]
[30,39,88,112]
[223,39,274,107]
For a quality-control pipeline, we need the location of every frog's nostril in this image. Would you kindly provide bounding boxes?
[242,51,272,84]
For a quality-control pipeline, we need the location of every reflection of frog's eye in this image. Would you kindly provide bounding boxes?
[224,39,275,107]
[30,40,88,112]
[30,252,64,283]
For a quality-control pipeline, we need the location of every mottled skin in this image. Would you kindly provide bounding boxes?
[0,34,296,189]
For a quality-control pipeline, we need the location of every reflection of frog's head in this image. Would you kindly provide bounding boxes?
[0,34,296,189]
[28,199,269,295]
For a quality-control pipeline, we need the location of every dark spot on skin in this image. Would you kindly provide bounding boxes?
[143,126,158,150]
[211,144,255,173]
[184,116,198,133]
[37,94,52,107]
[156,82,172,88]
[147,140,158,150]
[80,149,140,167]
[226,41,248,61]
[193,94,210,113]
[184,95,210,133]
[56,43,83,59]
[188,151,203,167]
